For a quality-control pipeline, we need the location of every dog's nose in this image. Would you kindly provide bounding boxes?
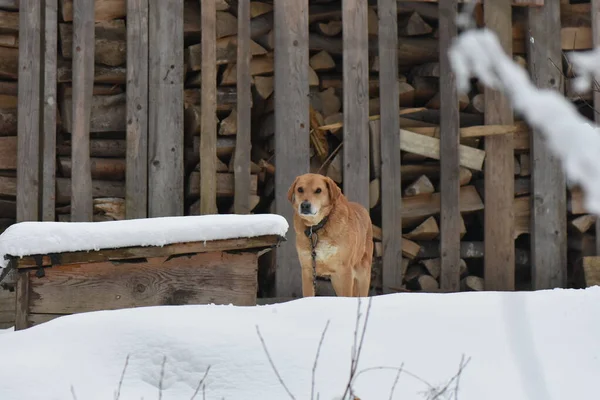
[300,201,311,214]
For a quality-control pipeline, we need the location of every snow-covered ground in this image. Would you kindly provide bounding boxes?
[0,287,598,400]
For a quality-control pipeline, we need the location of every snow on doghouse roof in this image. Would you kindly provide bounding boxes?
[0,214,288,270]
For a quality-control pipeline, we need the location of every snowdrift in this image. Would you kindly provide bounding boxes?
[0,288,599,400]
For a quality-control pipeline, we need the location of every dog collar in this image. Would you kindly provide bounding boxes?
[304,215,329,238]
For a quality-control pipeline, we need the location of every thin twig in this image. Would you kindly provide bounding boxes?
[256,325,296,400]
[158,356,167,400]
[317,142,343,174]
[190,365,212,400]
[453,355,466,400]
[114,354,130,400]
[388,362,404,400]
[70,385,78,400]
[430,355,471,400]
[311,320,331,400]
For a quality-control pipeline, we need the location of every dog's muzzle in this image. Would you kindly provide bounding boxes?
[300,201,312,215]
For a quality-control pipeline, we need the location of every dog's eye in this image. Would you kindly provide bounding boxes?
[297,187,304,193]
[315,188,322,194]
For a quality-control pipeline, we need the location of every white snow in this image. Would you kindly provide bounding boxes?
[448,27,600,217]
[0,214,288,271]
[0,288,598,400]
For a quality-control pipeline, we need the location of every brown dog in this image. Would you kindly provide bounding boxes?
[288,173,373,297]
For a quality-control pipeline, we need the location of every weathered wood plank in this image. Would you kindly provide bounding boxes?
[15,270,30,330]
[14,235,281,268]
[526,2,566,288]
[343,0,370,209]
[42,0,58,222]
[484,0,515,291]
[126,0,148,219]
[17,0,41,223]
[27,252,260,314]
[395,0,543,5]
[71,0,95,221]
[148,0,184,217]
[0,288,15,329]
[199,0,218,215]
[377,0,403,294]
[592,0,600,255]
[234,0,252,214]
[274,0,310,298]
[439,0,460,292]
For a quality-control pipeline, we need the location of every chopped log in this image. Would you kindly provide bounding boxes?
[580,257,600,287]
[310,87,341,118]
[568,187,587,215]
[309,105,329,161]
[58,157,126,181]
[60,0,126,22]
[398,12,433,36]
[57,139,126,158]
[55,178,125,205]
[57,60,126,84]
[404,216,439,241]
[187,171,258,198]
[254,76,274,99]
[410,62,440,77]
[0,45,18,79]
[402,185,484,228]
[219,108,237,136]
[461,276,484,291]
[0,10,18,32]
[425,91,470,111]
[400,129,485,171]
[470,93,485,113]
[308,67,320,87]
[186,36,268,71]
[417,275,439,292]
[402,237,421,260]
[220,52,274,85]
[62,83,124,96]
[93,197,125,220]
[0,81,17,96]
[0,32,19,48]
[420,258,441,279]
[416,241,530,266]
[0,136,16,169]
[191,136,237,158]
[310,50,336,71]
[316,20,342,36]
[369,178,380,209]
[569,214,596,234]
[184,87,241,112]
[459,167,472,186]
[59,20,126,67]
[60,92,126,133]
[404,175,434,197]
[0,108,17,135]
[250,2,272,18]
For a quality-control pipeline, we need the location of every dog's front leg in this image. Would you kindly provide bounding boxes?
[301,266,316,297]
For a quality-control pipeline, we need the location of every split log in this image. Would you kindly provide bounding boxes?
[315,20,342,36]
[184,87,240,112]
[57,59,126,84]
[55,178,125,204]
[0,10,18,32]
[310,50,336,71]
[254,76,274,99]
[0,108,17,135]
[0,136,16,169]
[569,214,596,234]
[57,139,126,158]
[59,20,126,67]
[398,12,433,36]
[404,216,439,241]
[219,108,238,136]
[461,276,484,291]
[416,241,531,266]
[60,0,126,22]
[60,92,126,133]
[186,36,268,71]
[579,257,600,287]
[187,171,258,198]
[58,157,126,181]
[0,45,18,79]
[404,175,434,197]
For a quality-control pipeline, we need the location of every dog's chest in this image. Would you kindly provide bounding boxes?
[299,239,339,263]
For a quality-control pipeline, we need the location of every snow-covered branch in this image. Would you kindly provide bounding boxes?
[448,28,600,216]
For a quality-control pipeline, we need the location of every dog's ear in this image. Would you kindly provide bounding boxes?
[287,176,300,203]
[325,176,342,203]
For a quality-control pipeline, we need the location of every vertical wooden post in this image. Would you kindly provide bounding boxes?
[41,0,57,222]
[527,1,567,289]
[17,0,42,223]
[126,0,149,220]
[148,0,184,217]
[377,0,403,293]
[439,0,461,292]
[14,270,30,331]
[274,0,310,298]
[234,0,252,215]
[592,0,600,255]
[483,0,514,291]
[342,0,369,209]
[71,0,95,222]
[200,0,218,215]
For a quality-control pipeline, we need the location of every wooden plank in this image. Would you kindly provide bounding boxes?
[484,0,515,291]
[125,0,148,219]
[148,0,184,217]
[343,0,370,209]
[377,0,403,294]
[71,0,95,221]
[0,288,15,329]
[527,2,567,289]
[274,0,310,298]
[234,0,252,214]
[16,0,42,223]
[400,129,485,171]
[14,235,281,268]
[438,0,460,292]
[199,0,218,215]
[14,270,30,330]
[28,252,259,314]
[593,0,600,255]
[42,0,58,222]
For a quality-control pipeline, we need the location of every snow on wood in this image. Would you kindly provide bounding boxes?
[0,214,288,270]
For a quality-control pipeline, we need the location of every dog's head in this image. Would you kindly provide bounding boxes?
[287,173,341,224]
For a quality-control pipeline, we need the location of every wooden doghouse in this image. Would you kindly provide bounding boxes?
[0,215,287,330]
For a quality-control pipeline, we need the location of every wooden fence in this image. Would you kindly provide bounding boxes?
[11,0,591,301]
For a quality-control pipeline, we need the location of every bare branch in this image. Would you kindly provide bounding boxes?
[158,356,167,400]
[256,325,296,400]
[311,319,331,400]
[388,362,404,400]
[114,354,130,400]
[190,365,212,400]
